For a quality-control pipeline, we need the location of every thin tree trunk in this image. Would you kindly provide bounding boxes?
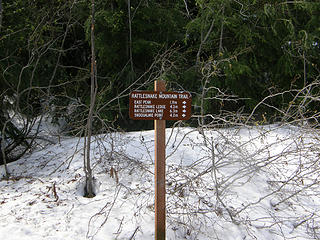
[182,0,190,17]
[84,0,97,198]
[0,0,2,32]
[196,17,215,65]
[1,122,10,178]
[127,0,134,72]
[303,51,306,87]
[219,6,225,54]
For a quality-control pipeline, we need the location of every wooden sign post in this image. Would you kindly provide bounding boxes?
[129,81,192,240]
[154,80,166,240]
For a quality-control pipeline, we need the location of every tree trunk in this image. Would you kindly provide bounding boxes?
[0,0,3,32]
[127,0,133,72]
[84,0,97,198]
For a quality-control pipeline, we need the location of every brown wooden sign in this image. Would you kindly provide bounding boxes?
[129,91,192,120]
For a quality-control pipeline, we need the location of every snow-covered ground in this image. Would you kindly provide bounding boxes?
[0,123,319,239]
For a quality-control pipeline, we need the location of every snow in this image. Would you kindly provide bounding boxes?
[0,122,320,240]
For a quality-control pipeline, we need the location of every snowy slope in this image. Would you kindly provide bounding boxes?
[0,124,319,240]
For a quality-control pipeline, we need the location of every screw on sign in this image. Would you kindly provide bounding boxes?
[129,81,192,240]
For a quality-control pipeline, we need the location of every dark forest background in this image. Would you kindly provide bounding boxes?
[1,0,319,164]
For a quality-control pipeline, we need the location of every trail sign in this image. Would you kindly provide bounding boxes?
[129,83,192,240]
[129,91,192,120]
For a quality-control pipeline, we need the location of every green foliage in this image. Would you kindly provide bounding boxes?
[1,0,319,132]
[183,0,320,119]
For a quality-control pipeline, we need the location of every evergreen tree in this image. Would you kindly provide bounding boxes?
[184,0,320,120]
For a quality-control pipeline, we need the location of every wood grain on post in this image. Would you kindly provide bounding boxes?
[154,80,166,240]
